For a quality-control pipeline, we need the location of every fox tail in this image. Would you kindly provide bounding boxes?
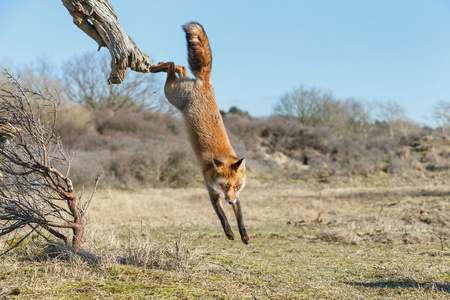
[182,22,212,83]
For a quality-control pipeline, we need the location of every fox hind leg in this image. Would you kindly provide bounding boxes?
[150,62,188,79]
[150,62,177,81]
[175,65,188,78]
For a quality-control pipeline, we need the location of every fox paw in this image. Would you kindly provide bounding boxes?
[226,230,235,240]
[241,234,249,245]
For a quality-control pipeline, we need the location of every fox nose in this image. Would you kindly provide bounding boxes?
[225,192,237,204]
[225,197,237,205]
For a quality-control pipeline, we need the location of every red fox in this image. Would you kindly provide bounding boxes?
[151,22,249,244]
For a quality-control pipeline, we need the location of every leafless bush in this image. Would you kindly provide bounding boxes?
[101,145,199,189]
[93,108,182,137]
[0,72,101,253]
[55,102,97,149]
[432,100,450,135]
[223,113,433,181]
[63,108,202,189]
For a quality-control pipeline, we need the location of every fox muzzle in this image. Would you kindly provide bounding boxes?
[224,198,237,205]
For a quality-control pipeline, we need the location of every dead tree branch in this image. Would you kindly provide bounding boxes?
[61,0,155,84]
[0,71,101,252]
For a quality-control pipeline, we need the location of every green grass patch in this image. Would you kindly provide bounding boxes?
[1,179,450,299]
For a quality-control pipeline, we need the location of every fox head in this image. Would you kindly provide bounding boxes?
[207,157,246,205]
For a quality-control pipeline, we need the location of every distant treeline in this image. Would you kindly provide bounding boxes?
[2,53,450,188]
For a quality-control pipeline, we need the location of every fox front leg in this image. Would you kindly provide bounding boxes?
[232,197,249,244]
[208,191,235,240]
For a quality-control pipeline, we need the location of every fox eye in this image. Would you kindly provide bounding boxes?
[234,185,241,191]
[220,184,228,190]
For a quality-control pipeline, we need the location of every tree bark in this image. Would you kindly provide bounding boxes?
[61,0,155,84]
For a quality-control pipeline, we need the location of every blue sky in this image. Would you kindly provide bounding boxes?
[1,0,449,127]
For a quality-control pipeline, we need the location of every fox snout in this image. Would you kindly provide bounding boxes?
[224,192,238,205]
[217,181,245,205]
[225,199,237,205]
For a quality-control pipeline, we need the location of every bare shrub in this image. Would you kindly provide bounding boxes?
[93,108,184,139]
[432,100,450,135]
[222,112,438,182]
[159,149,199,187]
[273,85,339,127]
[57,107,201,189]
[97,143,199,189]
[55,102,97,149]
[105,150,162,189]
[69,151,107,188]
[96,109,142,134]
[0,72,101,252]
[224,114,390,180]
[423,147,445,171]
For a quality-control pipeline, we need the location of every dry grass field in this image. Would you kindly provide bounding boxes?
[1,173,449,299]
[2,50,450,299]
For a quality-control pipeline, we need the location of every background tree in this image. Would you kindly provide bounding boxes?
[432,100,450,135]
[343,98,375,135]
[273,85,333,126]
[220,106,250,118]
[62,51,167,112]
[273,85,361,135]
[13,58,63,95]
[378,100,406,139]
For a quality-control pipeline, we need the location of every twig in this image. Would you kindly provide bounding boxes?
[0,224,39,256]
[81,171,103,217]
[435,234,445,251]
[316,191,323,225]
[378,204,384,220]
[208,261,241,275]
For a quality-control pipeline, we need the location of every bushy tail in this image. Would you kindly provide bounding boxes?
[182,22,212,82]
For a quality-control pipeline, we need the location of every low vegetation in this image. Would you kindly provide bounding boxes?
[52,104,448,192]
[0,175,449,299]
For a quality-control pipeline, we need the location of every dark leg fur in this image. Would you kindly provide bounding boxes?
[232,197,249,244]
[208,189,235,240]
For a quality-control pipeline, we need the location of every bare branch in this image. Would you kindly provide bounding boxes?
[61,0,155,84]
[0,224,39,256]
[0,71,101,252]
[81,171,103,218]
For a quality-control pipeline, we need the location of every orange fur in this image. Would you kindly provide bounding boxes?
[150,22,249,244]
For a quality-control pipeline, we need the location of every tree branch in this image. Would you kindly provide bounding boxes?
[61,0,155,84]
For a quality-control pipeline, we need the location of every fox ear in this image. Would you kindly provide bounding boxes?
[213,158,223,173]
[232,158,246,173]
